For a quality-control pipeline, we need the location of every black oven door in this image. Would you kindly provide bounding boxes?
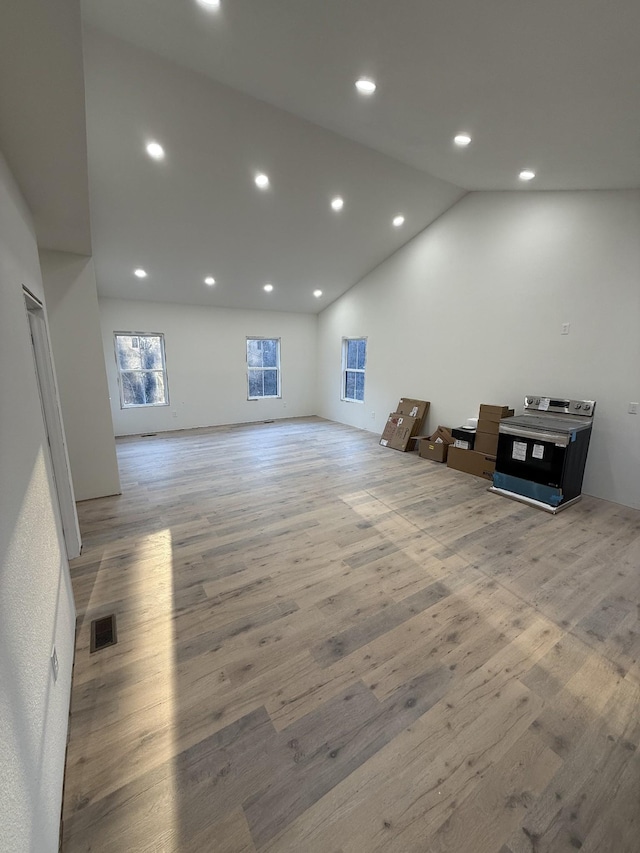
[495,425,568,488]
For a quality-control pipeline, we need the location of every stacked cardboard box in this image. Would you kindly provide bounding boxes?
[380,398,430,451]
[397,398,430,422]
[380,413,417,451]
[419,426,454,462]
[446,403,514,480]
[474,404,515,455]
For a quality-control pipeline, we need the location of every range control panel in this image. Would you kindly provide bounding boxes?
[524,397,596,417]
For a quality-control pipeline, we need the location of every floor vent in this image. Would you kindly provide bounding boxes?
[90,614,117,653]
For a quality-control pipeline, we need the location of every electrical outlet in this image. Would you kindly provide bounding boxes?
[51,647,59,682]
[628,402,639,415]
[371,411,375,420]
[561,323,570,335]
[171,410,177,418]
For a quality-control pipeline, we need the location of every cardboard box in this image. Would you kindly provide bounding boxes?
[395,398,430,436]
[431,426,454,446]
[419,425,454,462]
[476,418,501,436]
[396,398,430,423]
[447,446,496,481]
[419,437,449,462]
[380,413,419,451]
[478,404,515,423]
[380,413,404,447]
[452,426,476,450]
[474,431,499,455]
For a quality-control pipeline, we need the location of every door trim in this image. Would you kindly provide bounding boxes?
[24,288,81,558]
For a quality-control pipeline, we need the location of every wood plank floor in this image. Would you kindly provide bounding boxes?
[61,417,640,852]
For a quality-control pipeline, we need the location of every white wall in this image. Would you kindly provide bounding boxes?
[99,297,318,435]
[0,152,76,852]
[40,251,120,500]
[318,190,640,509]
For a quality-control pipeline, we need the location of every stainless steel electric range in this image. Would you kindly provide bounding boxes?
[489,395,596,513]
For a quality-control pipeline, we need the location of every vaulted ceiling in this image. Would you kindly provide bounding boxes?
[81,26,464,313]
[83,0,640,191]
[3,1,640,312]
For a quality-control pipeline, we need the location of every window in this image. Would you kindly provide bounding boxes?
[247,337,281,399]
[342,337,367,402]
[114,333,168,408]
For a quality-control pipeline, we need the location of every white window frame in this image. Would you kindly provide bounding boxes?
[341,337,367,403]
[114,332,169,409]
[246,337,281,400]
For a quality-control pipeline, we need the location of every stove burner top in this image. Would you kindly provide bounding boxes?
[506,413,593,434]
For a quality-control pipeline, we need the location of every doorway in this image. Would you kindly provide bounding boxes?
[24,288,81,558]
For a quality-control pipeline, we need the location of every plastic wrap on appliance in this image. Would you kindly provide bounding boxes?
[493,473,563,507]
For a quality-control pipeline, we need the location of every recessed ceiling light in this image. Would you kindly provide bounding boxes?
[454,134,472,147]
[196,0,221,10]
[134,268,147,278]
[392,215,405,227]
[313,289,323,298]
[255,173,270,190]
[263,283,273,292]
[204,276,216,286]
[145,141,165,160]
[331,197,344,212]
[519,169,536,181]
[355,78,376,95]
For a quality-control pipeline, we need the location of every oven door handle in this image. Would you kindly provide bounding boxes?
[499,422,571,447]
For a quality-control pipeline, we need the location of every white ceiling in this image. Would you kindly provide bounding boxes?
[82,28,464,314]
[2,1,640,313]
[63,0,640,310]
[82,0,640,191]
